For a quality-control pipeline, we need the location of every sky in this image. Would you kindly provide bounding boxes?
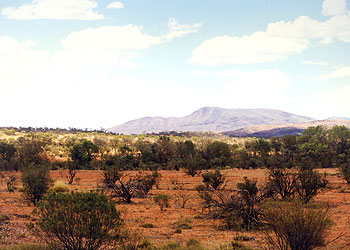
[1,0,350,129]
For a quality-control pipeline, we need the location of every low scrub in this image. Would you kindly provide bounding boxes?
[154,194,171,211]
[49,181,69,193]
[32,191,123,250]
[262,201,332,250]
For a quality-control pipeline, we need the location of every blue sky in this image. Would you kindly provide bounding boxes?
[1,0,350,129]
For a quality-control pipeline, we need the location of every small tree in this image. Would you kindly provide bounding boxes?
[154,194,170,211]
[33,191,123,250]
[175,191,192,209]
[265,168,298,201]
[263,202,332,250]
[297,169,323,203]
[202,169,226,190]
[21,164,53,206]
[66,160,77,185]
[135,171,161,197]
[6,175,17,192]
[340,163,350,184]
[102,168,138,204]
[197,177,264,230]
[70,140,99,169]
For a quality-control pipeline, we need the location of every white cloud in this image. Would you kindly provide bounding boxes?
[190,32,309,65]
[193,70,208,76]
[320,66,350,79]
[266,15,350,44]
[322,0,348,16]
[218,68,291,90]
[163,18,202,41]
[2,0,103,20]
[106,2,124,9]
[190,0,350,66]
[216,69,292,107]
[310,85,350,119]
[62,25,162,51]
[302,61,329,66]
[0,36,50,85]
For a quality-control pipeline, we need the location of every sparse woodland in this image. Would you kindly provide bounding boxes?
[0,125,350,250]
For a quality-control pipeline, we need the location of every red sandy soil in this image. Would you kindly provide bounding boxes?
[1,169,350,249]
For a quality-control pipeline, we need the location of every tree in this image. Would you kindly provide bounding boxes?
[0,141,20,171]
[33,191,123,250]
[21,164,53,205]
[184,153,206,177]
[16,135,50,167]
[70,140,99,169]
[206,141,232,168]
[340,162,350,184]
[254,138,271,167]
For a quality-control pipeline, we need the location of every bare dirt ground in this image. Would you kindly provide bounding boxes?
[1,168,350,249]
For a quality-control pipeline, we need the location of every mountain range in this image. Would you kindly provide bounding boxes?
[107,107,315,134]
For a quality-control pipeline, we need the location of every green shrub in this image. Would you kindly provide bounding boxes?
[340,163,350,184]
[198,177,264,231]
[263,202,332,250]
[173,218,192,230]
[265,168,298,201]
[202,169,225,190]
[297,169,323,203]
[141,223,155,228]
[6,175,17,193]
[136,171,162,197]
[33,191,123,250]
[186,238,201,247]
[0,214,9,223]
[21,164,53,206]
[49,181,69,193]
[154,194,170,211]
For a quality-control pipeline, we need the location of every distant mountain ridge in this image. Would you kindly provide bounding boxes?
[107,107,315,134]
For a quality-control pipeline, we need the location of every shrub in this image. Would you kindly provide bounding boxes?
[136,171,162,197]
[202,169,226,190]
[33,191,123,250]
[154,194,170,211]
[340,163,350,184]
[102,167,138,204]
[173,218,192,230]
[0,213,10,223]
[50,181,69,193]
[263,202,332,250]
[141,223,155,228]
[21,164,53,206]
[297,169,323,203]
[186,238,201,248]
[197,177,264,230]
[265,168,298,201]
[174,191,192,208]
[6,175,17,192]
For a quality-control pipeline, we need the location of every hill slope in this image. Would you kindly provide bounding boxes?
[107,107,314,134]
[223,119,350,138]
